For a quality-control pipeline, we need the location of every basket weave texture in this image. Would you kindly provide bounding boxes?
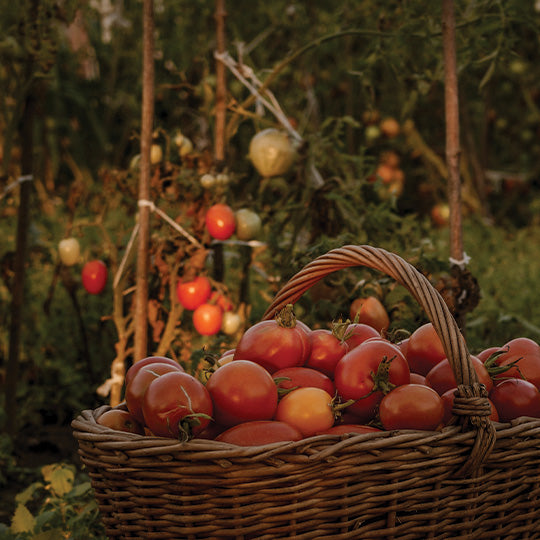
[72,245,540,539]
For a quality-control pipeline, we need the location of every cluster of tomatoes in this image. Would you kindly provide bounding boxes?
[97,304,540,446]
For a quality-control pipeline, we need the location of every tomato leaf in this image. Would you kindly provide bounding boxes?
[11,503,35,534]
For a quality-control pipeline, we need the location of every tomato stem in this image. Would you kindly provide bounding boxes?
[275,303,298,328]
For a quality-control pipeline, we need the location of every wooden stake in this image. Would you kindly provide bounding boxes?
[134,0,155,363]
[214,0,227,164]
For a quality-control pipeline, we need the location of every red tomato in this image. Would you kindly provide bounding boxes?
[206,360,278,427]
[176,276,211,310]
[344,323,380,350]
[273,366,335,396]
[97,409,144,435]
[233,310,311,373]
[409,372,426,385]
[379,384,444,431]
[275,387,335,437]
[205,203,236,240]
[334,339,410,423]
[210,290,233,312]
[317,424,381,435]
[81,260,108,294]
[425,355,493,396]
[492,337,540,390]
[396,338,410,358]
[142,371,213,439]
[126,362,182,423]
[349,296,390,333]
[305,329,349,377]
[125,356,182,387]
[215,420,303,446]
[193,303,223,335]
[489,378,540,422]
[440,388,499,426]
[406,323,447,376]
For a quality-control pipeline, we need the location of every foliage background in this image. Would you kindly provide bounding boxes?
[1,0,540,535]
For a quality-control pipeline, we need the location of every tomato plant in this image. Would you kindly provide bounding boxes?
[193,303,223,335]
[379,384,444,431]
[273,366,335,396]
[275,387,335,437]
[97,409,144,435]
[305,328,349,377]
[215,420,303,446]
[233,305,311,373]
[334,339,410,423]
[349,296,390,333]
[206,360,278,427]
[425,355,493,396]
[489,378,540,422]
[405,322,447,376]
[176,276,212,310]
[125,362,182,423]
[142,371,213,439]
[205,203,236,240]
[81,259,108,294]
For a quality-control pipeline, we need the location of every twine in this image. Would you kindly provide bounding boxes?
[1,174,34,200]
[449,252,471,269]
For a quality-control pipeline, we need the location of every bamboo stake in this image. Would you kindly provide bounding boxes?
[134,0,155,363]
[214,0,227,164]
[442,0,463,265]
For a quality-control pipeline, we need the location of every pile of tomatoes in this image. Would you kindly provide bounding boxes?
[98,304,540,446]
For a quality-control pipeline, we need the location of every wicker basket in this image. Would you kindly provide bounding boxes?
[72,245,540,539]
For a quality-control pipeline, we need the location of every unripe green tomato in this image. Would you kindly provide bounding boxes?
[221,311,242,335]
[200,173,216,189]
[216,172,230,186]
[248,128,296,177]
[150,144,163,164]
[235,208,262,241]
[58,237,81,266]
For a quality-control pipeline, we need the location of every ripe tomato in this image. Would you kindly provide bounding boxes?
[317,424,381,435]
[125,356,182,387]
[344,323,381,350]
[215,420,303,446]
[126,362,182,423]
[273,366,335,396]
[334,339,410,423]
[440,388,499,427]
[205,203,236,240]
[305,328,349,377]
[206,360,278,427]
[275,387,335,437]
[176,276,211,310]
[379,384,444,431]
[409,372,426,385]
[405,323,447,376]
[233,307,311,373]
[81,260,108,294]
[489,378,540,422]
[210,290,233,312]
[491,337,540,390]
[425,355,493,396]
[142,371,213,439]
[97,409,144,435]
[349,296,390,333]
[193,303,223,335]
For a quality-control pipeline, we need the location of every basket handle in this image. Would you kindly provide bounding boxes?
[262,244,496,474]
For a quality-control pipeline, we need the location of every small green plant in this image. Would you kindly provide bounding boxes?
[0,463,106,540]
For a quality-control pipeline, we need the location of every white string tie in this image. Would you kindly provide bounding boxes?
[449,252,471,269]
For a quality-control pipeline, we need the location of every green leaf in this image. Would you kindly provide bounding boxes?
[33,530,64,540]
[15,481,44,505]
[42,464,75,497]
[67,481,92,499]
[10,504,35,534]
